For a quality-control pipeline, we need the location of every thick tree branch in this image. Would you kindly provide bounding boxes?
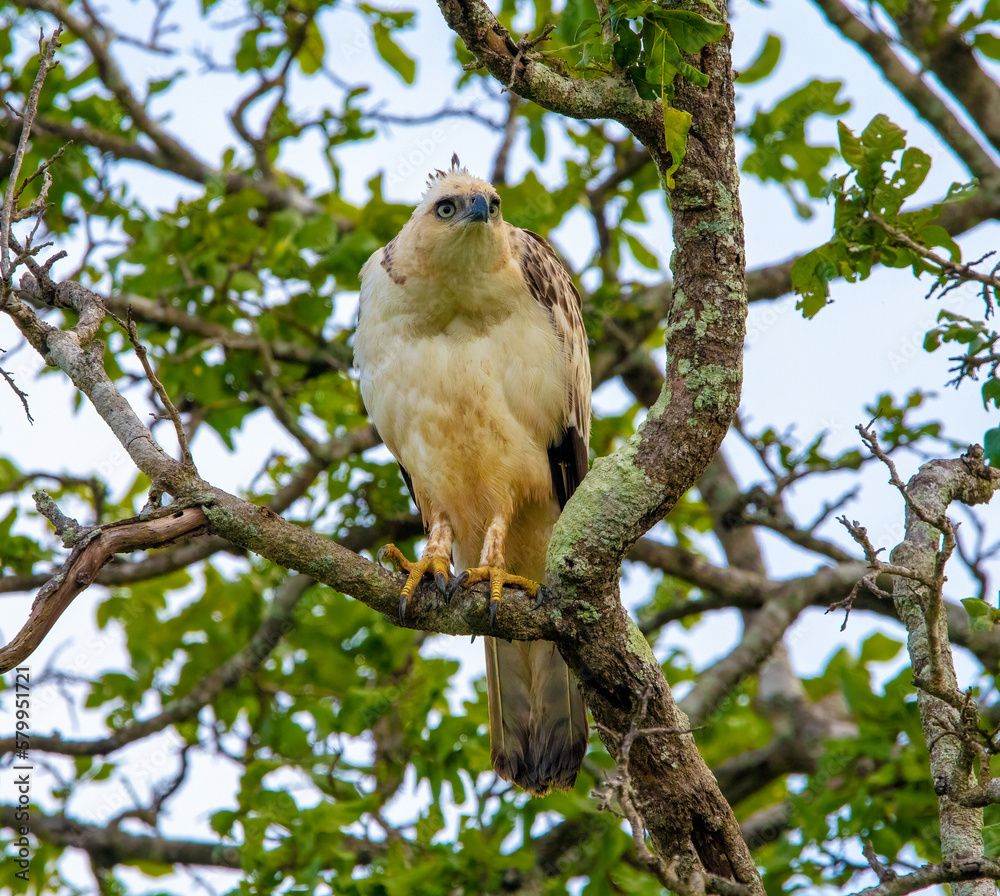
[885,446,999,896]
[634,540,1000,675]
[0,534,235,594]
[848,858,1000,896]
[0,803,241,868]
[0,802,388,870]
[436,1,662,148]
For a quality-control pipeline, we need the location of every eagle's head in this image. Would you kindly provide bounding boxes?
[401,155,510,276]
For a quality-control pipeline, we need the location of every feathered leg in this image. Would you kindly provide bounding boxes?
[378,510,453,621]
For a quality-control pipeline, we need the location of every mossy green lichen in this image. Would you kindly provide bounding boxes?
[684,363,740,412]
[626,621,656,662]
[645,387,673,422]
[691,220,729,237]
[575,602,601,624]
[700,304,723,325]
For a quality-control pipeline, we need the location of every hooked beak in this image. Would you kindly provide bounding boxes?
[464,194,490,224]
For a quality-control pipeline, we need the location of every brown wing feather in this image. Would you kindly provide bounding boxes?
[512,227,591,507]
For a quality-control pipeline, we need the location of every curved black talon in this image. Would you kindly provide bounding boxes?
[490,598,499,628]
[399,593,408,624]
[446,569,469,602]
[435,571,449,595]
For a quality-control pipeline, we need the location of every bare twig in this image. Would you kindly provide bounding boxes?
[1,26,62,287]
[953,510,997,602]
[869,212,999,317]
[594,687,694,889]
[832,514,924,628]
[362,104,503,130]
[116,306,196,471]
[32,489,84,545]
[13,143,69,209]
[507,23,556,89]
[863,841,899,884]
[0,358,33,423]
[111,743,191,828]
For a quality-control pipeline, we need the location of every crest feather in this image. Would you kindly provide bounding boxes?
[425,153,466,190]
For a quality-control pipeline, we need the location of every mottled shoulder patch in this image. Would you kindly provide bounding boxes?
[515,228,571,319]
[513,226,592,504]
[380,238,405,285]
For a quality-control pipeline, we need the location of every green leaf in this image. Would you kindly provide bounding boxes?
[737,33,781,83]
[838,121,864,167]
[859,632,903,664]
[651,9,726,55]
[147,75,180,96]
[613,23,642,68]
[645,23,683,89]
[299,19,326,75]
[624,230,660,269]
[861,114,906,163]
[527,118,547,160]
[985,427,1000,466]
[791,242,842,316]
[892,147,931,198]
[974,31,1000,60]
[557,0,591,45]
[662,105,692,188]
[982,377,1000,410]
[962,597,993,618]
[580,28,614,67]
[372,22,415,83]
[917,224,959,261]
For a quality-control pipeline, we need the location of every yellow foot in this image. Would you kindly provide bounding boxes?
[376,544,452,622]
[447,566,540,626]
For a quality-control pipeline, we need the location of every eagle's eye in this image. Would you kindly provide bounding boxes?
[489,199,500,218]
[436,200,456,219]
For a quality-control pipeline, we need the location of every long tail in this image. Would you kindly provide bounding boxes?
[485,637,587,795]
